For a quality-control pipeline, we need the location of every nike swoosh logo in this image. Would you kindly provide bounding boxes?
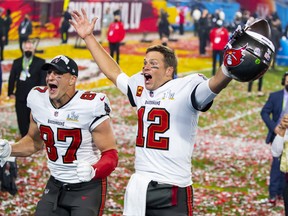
[100,96,105,101]
[81,196,88,200]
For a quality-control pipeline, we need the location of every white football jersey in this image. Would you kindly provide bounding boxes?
[27,86,111,183]
[126,73,210,187]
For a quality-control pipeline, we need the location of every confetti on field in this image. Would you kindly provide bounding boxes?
[0,91,284,215]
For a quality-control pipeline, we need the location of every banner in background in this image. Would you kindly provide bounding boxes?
[67,0,159,33]
[236,0,275,18]
[0,0,162,40]
[0,0,287,41]
[0,0,62,40]
[63,0,70,11]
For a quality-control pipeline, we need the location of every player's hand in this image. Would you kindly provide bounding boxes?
[73,160,96,182]
[221,25,242,79]
[221,64,232,78]
[0,139,11,158]
[280,114,288,128]
[70,8,98,40]
[8,94,15,100]
[220,25,241,79]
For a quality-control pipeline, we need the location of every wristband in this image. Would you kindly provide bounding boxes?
[92,149,118,179]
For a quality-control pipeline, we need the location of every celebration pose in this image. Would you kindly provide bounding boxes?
[0,55,118,216]
[71,8,274,215]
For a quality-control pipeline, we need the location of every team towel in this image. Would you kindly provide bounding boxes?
[123,172,152,216]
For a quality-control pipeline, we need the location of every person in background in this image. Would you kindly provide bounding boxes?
[271,114,288,215]
[157,9,171,40]
[18,14,32,53]
[113,5,122,21]
[247,77,264,97]
[0,8,6,61]
[209,19,229,76]
[4,39,45,197]
[191,8,201,37]
[178,8,185,35]
[198,9,210,56]
[0,55,118,215]
[8,39,46,138]
[100,7,113,44]
[60,7,72,44]
[270,20,282,70]
[261,71,288,206]
[241,9,251,25]
[4,9,12,46]
[107,13,125,64]
[0,61,2,95]
[228,11,244,33]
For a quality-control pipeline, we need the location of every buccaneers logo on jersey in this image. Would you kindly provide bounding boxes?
[224,44,247,68]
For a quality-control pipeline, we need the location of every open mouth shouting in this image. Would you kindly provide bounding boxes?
[48,83,58,95]
[143,73,152,84]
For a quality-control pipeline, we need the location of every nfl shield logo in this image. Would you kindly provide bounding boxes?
[54,111,58,117]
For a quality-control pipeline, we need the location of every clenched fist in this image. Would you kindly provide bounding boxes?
[0,139,11,158]
[73,160,96,182]
[0,139,12,167]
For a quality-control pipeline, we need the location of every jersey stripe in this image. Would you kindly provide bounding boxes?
[98,178,107,216]
[186,185,193,216]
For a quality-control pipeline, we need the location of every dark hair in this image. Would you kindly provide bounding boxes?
[6,9,11,15]
[146,45,177,76]
[282,71,288,85]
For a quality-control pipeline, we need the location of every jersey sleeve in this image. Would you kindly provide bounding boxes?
[26,86,49,123]
[191,79,216,111]
[27,86,47,109]
[89,93,112,131]
[116,72,129,95]
[126,72,144,107]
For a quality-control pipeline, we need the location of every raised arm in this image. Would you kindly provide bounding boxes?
[70,8,122,85]
[208,66,232,94]
[209,19,275,94]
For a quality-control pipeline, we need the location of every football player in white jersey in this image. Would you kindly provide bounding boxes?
[70,9,275,216]
[0,55,118,216]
